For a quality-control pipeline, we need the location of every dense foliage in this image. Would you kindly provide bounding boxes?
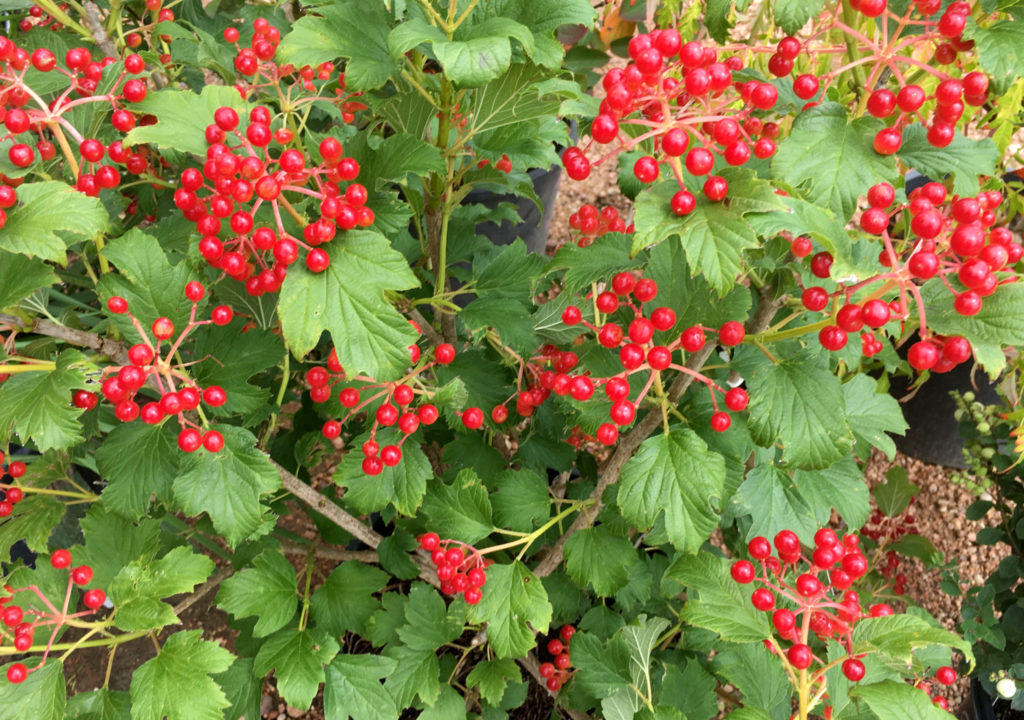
[1,0,1023,717]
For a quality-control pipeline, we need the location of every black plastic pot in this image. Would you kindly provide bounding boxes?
[464,163,563,255]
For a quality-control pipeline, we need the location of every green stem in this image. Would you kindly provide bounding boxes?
[297,544,316,631]
[0,629,149,656]
[480,500,592,560]
[840,1,869,99]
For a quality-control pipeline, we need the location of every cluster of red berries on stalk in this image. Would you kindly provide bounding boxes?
[565,28,781,210]
[224,18,365,121]
[2,550,106,685]
[417,533,487,605]
[0,35,159,196]
[538,624,576,692]
[730,528,957,713]
[314,331,458,475]
[802,183,1020,370]
[174,103,373,294]
[16,3,66,34]
[0,453,27,518]
[90,287,231,453]
[860,498,919,595]
[564,203,631,248]
[542,269,749,436]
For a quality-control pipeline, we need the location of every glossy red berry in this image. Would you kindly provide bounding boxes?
[51,549,72,569]
[843,658,866,682]
[788,643,812,669]
[462,407,484,429]
[83,588,106,609]
[71,565,94,585]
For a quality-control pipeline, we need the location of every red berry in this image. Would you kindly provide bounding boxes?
[710,411,731,432]
[788,643,812,669]
[177,428,203,453]
[435,344,456,364]
[724,387,748,412]
[6,663,27,684]
[843,658,866,682]
[731,560,755,583]
[718,321,744,347]
[51,549,72,569]
[547,638,564,655]
[751,588,775,611]
[462,407,484,429]
[936,666,956,686]
[203,430,224,453]
[83,588,106,609]
[71,565,94,585]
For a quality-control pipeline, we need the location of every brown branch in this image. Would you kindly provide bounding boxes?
[274,461,440,588]
[519,651,592,720]
[406,306,444,346]
[0,313,130,365]
[533,285,784,579]
[171,567,230,617]
[280,541,378,563]
[81,2,118,59]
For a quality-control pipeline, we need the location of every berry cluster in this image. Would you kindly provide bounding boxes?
[314,334,456,476]
[0,454,27,518]
[418,533,487,605]
[2,551,106,684]
[859,499,918,595]
[564,203,631,248]
[566,28,781,208]
[0,36,157,194]
[548,269,749,436]
[224,17,364,121]
[538,625,576,692]
[174,105,372,294]
[730,528,957,713]
[16,3,66,34]
[802,184,1020,370]
[94,288,230,453]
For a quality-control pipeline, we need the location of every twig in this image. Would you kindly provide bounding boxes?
[82,2,118,59]
[0,313,130,365]
[274,461,440,588]
[406,306,444,346]
[171,567,231,617]
[280,540,378,563]
[519,651,592,720]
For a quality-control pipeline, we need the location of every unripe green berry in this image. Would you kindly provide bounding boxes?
[996,677,1017,699]
[977,422,990,434]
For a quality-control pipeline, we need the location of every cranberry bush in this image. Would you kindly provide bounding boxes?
[0,0,1022,717]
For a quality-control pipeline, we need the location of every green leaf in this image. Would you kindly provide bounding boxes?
[435,36,513,87]
[213,657,261,720]
[130,631,234,720]
[277,230,418,379]
[475,238,546,303]
[773,0,822,34]
[466,658,520,706]
[889,533,943,564]
[793,454,871,532]
[921,279,1024,374]
[311,561,390,639]
[396,583,466,652]
[216,549,297,637]
[601,616,671,719]
[659,661,719,720]
[488,468,551,532]
[746,194,852,262]
[851,680,961,720]
[334,436,431,516]
[465,63,580,136]
[666,552,772,642]
[323,654,398,720]
[122,85,249,155]
[346,132,445,189]
[67,688,131,720]
[896,125,999,198]
[191,323,284,418]
[964,17,1024,93]
[76,505,162,591]
[841,375,907,459]
[0,660,65,720]
[747,347,854,469]
[548,232,644,294]
[618,429,726,553]
[0,250,57,308]
[96,421,180,519]
[421,469,494,545]
[632,170,788,295]
[873,466,919,517]
[98,228,199,336]
[277,0,395,91]
[0,181,107,263]
[564,526,638,596]
[713,642,791,715]
[851,615,974,670]
[772,102,898,220]
[0,494,64,562]
[382,645,438,708]
[735,465,820,546]
[110,547,214,631]
[253,628,340,711]
[0,349,92,452]
[481,0,594,67]
[173,425,281,548]
[467,562,553,658]
[568,631,631,699]
[705,0,737,42]
[460,296,538,353]
[420,685,467,720]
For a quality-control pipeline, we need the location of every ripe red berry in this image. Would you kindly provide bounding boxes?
[462,407,484,429]
[751,588,775,611]
[560,625,576,643]
[71,565,94,585]
[539,662,555,678]
[710,411,731,432]
[935,666,956,686]
[435,344,456,364]
[843,658,866,682]
[6,663,27,684]
[718,321,744,347]
[177,428,203,453]
[731,560,755,583]
[788,643,812,669]
[51,549,72,569]
[203,430,225,453]
[724,387,748,412]
[83,588,106,609]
